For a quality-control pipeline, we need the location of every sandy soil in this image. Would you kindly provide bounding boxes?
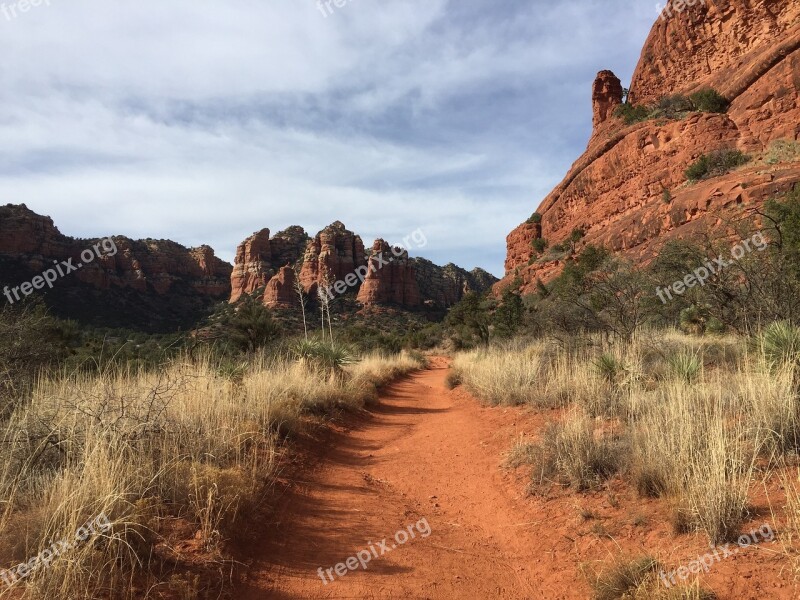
[235,357,797,599]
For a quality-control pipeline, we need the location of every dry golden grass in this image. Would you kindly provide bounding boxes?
[454,331,788,544]
[0,349,423,599]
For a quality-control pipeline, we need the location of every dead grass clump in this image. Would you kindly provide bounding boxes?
[531,411,627,491]
[591,557,717,600]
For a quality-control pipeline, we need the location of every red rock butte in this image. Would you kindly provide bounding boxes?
[230,222,497,310]
[497,0,800,296]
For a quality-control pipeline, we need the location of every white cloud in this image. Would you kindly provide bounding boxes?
[0,0,657,275]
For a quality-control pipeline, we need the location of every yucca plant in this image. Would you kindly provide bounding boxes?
[291,339,359,376]
[667,351,702,384]
[759,321,800,368]
[594,353,625,385]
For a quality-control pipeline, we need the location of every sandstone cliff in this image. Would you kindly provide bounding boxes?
[230,223,498,310]
[357,240,421,307]
[500,0,800,295]
[298,221,367,297]
[0,204,232,331]
[230,226,308,302]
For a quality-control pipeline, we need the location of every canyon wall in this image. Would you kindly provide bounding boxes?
[500,0,800,295]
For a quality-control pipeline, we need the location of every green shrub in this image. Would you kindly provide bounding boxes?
[291,339,358,374]
[614,103,650,125]
[531,238,548,254]
[689,88,729,113]
[685,149,750,182]
[662,188,673,204]
[594,353,625,385]
[527,212,543,225]
[656,94,693,118]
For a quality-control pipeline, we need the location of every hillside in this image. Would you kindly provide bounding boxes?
[499,0,800,294]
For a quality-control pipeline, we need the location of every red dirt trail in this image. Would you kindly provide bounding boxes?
[236,357,795,600]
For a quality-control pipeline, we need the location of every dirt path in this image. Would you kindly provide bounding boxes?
[235,357,796,600]
[237,357,551,599]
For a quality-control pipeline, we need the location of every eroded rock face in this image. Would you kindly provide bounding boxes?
[0,204,232,331]
[356,240,421,307]
[230,226,308,302]
[299,222,366,295]
[412,259,497,308]
[592,70,623,128]
[0,204,232,298]
[231,222,497,309]
[498,1,800,295]
[264,265,298,309]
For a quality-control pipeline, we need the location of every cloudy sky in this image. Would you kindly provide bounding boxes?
[0,0,657,276]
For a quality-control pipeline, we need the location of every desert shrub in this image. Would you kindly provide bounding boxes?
[656,94,693,118]
[0,302,70,417]
[685,149,750,182]
[444,370,462,389]
[217,298,282,353]
[527,212,543,224]
[594,353,625,385]
[689,88,729,113]
[592,557,717,600]
[531,238,548,254]
[291,338,358,376]
[614,103,650,125]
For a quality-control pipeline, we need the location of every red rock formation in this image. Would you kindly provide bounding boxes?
[357,240,420,307]
[498,0,800,295]
[411,258,496,307]
[299,222,366,295]
[0,204,231,298]
[264,265,298,309]
[230,226,308,302]
[592,70,623,129]
[230,229,272,302]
